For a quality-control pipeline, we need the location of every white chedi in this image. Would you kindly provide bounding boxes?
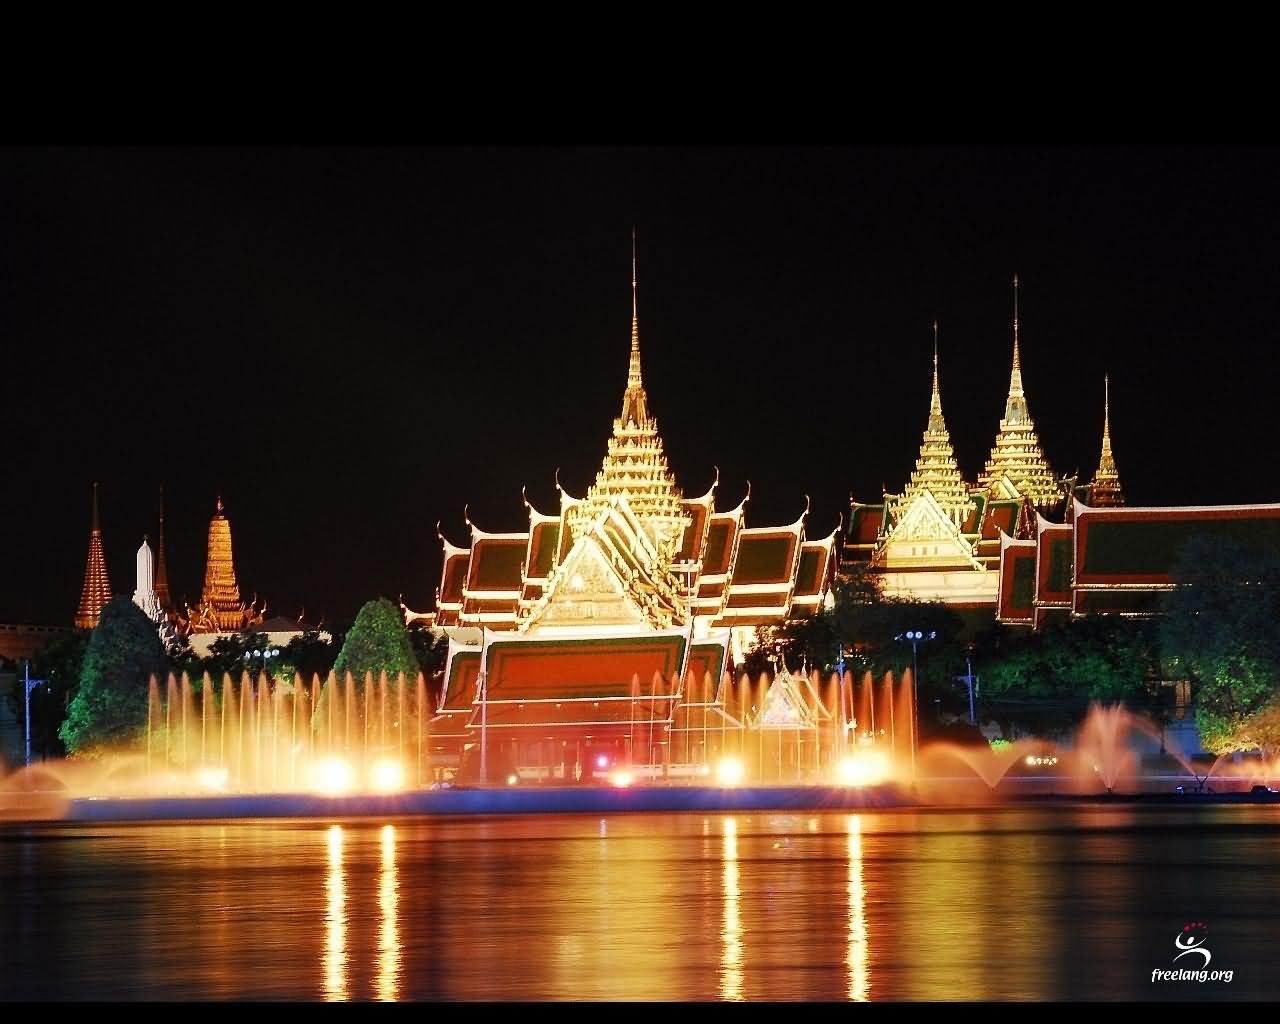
[133,536,163,621]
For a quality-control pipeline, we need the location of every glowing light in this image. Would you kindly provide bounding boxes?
[313,757,355,795]
[610,769,634,788]
[1025,755,1036,766]
[837,752,889,787]
[596,754,609,769]
[370,759,406,793]
[506,773,519,786]
[571,573,586,591]
[716,757,746,787]
[196,767,229,791]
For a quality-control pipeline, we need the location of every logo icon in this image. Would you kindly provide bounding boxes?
[1173,922,1210,967]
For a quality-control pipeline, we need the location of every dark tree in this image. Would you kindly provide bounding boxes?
[1160,533,1280,754]
[59,597,168,755]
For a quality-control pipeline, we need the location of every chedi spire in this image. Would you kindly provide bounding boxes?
[1089,374,1125,507]
[74,482,112,629]
[570,231,687,552]
[902,322,972,525]
[977,274,1061,508]
[182,496,264,634]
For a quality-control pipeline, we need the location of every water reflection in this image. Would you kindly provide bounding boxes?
[324,824,348,1001]
[378,824,400,1002]
[721,817,744,1001]
[5,808,1280,1001]
[846,815,869,1001]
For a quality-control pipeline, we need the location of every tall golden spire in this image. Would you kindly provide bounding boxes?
[1089,374,1125,507]
[183,496,264,633]
[154,485,173,612]
[620,226,649,425]
[75,482,112,629]
[902,321,973,524]
[977,274,1060,507]
[570,231,686,551]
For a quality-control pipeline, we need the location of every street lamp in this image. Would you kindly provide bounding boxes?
[894,630,936,780]
[22,661,49,767]
[956,643,979,726]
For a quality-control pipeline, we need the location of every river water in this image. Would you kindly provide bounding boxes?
[1,804,1276,1000]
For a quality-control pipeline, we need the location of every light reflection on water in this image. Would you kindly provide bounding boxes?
[324,824,347,1001]
[721,817,743,1001]
[3,806,1280,1000]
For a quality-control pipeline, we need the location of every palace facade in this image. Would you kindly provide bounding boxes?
[843,278,1127,617]
[414,251,837,769]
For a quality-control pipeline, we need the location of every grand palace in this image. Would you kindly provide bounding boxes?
[61,252,1280,772]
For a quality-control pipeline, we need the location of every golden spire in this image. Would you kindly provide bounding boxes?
[620,227,649,425]
[902,322,972,524]
[75,482,113,629]
[569,231,687,552]
[1089,374,1125,507]
[978,274,1060,507]
[154,485,172,612]
[183,496,264,634]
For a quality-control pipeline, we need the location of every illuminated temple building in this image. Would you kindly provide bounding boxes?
[844,278,1124,615]
[181,497,265,635]
[418,253,837,767]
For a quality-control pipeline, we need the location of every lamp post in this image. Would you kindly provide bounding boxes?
[894,630,936,780]
[958,643,978,726]
[23,661,49,767]
[478,670,488,786]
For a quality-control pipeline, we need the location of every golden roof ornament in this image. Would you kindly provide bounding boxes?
[1089,374,1125,507]
[977,274,1061,508]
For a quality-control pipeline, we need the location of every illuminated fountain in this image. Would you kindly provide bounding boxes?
[134,670,432,796]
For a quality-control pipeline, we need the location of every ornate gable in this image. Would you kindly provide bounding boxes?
[878,490,983,569]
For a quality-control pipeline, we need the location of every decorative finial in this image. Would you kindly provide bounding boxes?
[625,227,644,402]
[463,504,472,528]
[931,319,942,415]
[216,495,224,514]
[1103,372,1112,447]
[92,481,100,531]
[1012,273,1021,372]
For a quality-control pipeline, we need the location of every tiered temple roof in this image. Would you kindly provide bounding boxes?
[426,244,834,743]
[1088,375,1125,508]
[898,323,973,526]
[997,501,1280,625]
[564,242,688,557]
[976,276,1061,509]
[74,483,112,629]
[182,497,264,634]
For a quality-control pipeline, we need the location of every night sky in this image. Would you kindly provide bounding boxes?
[2,146,1276,626]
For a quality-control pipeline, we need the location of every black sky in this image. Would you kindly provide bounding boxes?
[2,146,1277,625]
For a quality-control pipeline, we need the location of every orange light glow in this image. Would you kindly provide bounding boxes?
[837,752,889,787]
[196,767,229,792]
[610,769,634,788]
[313,757,355,795]
[716,757,746,787]
[369,759,406,793]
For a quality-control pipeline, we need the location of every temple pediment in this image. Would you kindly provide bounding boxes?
[878,490,983,569]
